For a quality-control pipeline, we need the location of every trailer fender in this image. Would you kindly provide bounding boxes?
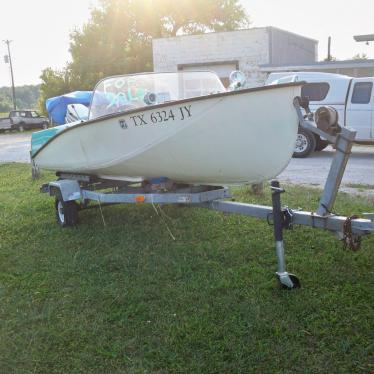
[48,180,82,202]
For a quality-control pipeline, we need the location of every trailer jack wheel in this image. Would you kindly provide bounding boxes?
[55,198,78,227]
[277,273,301,290]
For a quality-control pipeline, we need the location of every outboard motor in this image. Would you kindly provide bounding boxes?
[144,92,157,105]
[229,70,247,90]
[314,106,341,135]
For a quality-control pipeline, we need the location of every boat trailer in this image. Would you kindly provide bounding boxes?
[40,98,374,289]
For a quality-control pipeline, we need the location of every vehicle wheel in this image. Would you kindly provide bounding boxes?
[315,138,329,152]
[293,128,316,158]
[42,122,48,129]
[278,274,301,290]
[18,123,25,132]
[55,197,78,227]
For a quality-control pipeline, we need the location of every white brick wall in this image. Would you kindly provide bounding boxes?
[153,29,270,87]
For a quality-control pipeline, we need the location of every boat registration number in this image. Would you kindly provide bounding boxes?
[119,105,192,130]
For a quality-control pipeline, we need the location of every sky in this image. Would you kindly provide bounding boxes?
[0,0,373,87]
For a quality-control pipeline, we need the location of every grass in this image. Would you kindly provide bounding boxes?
[0,163,373,373]
[345,183,374,192]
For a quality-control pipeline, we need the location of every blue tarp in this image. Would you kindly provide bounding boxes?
[46,91,92,125]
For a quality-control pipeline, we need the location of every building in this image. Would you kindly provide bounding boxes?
[152,27,318,87]
[153,28,374,87]
[260,59,374,78]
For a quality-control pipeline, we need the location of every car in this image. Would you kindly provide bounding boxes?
[266,72,374,157]
[0,110,49,132]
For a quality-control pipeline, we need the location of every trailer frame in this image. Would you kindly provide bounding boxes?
[41,98,374,289]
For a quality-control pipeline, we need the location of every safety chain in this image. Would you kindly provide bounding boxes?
[342,215,361,251]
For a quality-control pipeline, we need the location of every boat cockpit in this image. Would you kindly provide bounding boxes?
[89,71,226,120]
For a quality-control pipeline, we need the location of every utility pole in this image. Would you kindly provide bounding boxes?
[327,36,332,61]
[3,39,16,110]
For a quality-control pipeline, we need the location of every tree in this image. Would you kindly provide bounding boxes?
[69,0,249,85]
[0,85,40,112]
[39,0,250,108]
[68,0,139,88]
[0,94,12,113]
[132,0,250,37]
[38,68,74,114]
[352,53,368,60]
[323,56,337,62]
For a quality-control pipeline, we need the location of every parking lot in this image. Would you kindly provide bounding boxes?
[0,132,31,163]
[279,145,374,195]
[1,132,373,195]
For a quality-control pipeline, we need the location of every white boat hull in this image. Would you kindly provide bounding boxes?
[33,84,301,185]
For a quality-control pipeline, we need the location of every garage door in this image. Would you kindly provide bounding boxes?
[180,63,238,87]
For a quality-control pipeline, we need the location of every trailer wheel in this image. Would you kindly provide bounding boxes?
[55,198,78,227]
[278,274,301,290]
[293,128,316,158]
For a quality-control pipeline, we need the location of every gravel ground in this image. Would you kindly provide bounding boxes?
[278,145,374,196]
[0,132,31,163]
[1,132,373,195]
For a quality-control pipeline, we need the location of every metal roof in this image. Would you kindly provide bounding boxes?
[153,26,318,43]
[260,59,374,72]
[354,34,374,42]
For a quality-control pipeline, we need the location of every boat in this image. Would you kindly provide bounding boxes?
[46,91,92,125]
[31,71,302,185]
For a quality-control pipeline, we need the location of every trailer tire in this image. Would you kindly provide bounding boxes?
[278,274,301,290]
[293,128,316,158]
[55,197,78,227]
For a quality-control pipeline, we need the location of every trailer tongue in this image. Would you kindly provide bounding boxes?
[39,97,374,289]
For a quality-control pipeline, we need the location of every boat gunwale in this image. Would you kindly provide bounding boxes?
[32,81,304,159]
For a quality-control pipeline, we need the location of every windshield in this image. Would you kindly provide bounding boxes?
[89,71,225,120]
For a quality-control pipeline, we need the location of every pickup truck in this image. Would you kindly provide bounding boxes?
[0,110,49,132]
[266,72,374,157]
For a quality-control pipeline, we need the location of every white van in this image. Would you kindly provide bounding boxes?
[266,72,374,157]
